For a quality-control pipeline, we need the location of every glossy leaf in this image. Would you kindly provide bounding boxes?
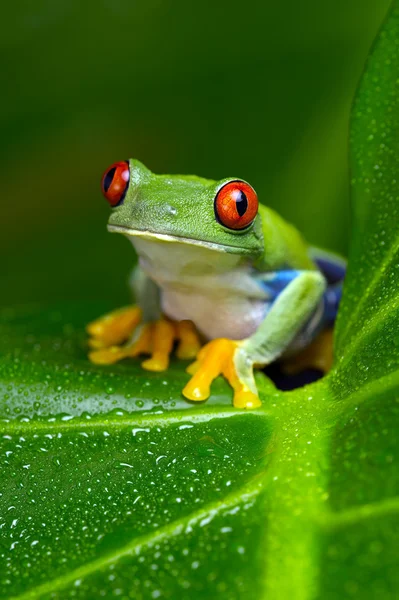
[1,3,399,599]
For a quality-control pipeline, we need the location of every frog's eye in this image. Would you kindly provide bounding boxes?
[101,161,130,207]
[214,180,258,230]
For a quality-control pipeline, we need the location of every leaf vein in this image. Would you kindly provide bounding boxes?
[0,408,265,435]
[337,235,399,349]
[328,368,399,415]
[334,286,399,371]
[321,496,399,531]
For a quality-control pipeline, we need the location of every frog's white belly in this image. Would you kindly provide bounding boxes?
[161,287,267,340]
[131,236,268,340]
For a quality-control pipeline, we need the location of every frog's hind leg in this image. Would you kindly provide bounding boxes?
[280,269,345,378]
[183,271,326,409]
[280,269,344,377]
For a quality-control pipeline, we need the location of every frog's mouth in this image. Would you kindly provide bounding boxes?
[107,224,252,254]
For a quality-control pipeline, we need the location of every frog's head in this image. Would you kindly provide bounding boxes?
[101,159,264,259]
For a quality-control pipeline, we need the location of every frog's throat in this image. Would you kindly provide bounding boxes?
[107,224,251,255]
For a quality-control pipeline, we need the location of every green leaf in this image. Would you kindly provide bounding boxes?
[1,3,399,599]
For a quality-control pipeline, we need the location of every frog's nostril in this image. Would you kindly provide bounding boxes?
[165,205,177,216]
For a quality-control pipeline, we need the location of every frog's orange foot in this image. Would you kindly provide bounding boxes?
[88,322,152,366]
[183,338,262,410]
[87,306,142,349]
[88,318,202,372]
[281,327,334,375]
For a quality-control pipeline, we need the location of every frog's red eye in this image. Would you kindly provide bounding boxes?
[101,161,130,207]
[214,180,258,230]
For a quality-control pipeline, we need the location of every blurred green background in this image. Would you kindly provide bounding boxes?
[0,0,390,308]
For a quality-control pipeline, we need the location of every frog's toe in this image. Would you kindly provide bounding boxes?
[225,346,262,409]
[139,319,202,371]
[183,339,232,402]
[232,389,262,410]
[88,322,152,366]
[182,338,262,409]
[87,306,142,348]
[176,320,202,360]
[89,346,128,365]
[140,320,175,372]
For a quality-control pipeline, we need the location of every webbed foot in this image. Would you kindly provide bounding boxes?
[88,312,201,373]
[87,306,142,349]
[183,338,262,409]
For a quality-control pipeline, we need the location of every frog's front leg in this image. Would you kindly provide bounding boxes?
[87,305,142,350]
[183,271,326,409]
[136,318,202,372]
[87,266,158,351]
[87,266,201,370]
[89,317,201,371]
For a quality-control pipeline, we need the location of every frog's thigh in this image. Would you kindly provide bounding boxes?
[243,271,326,366]
[182,273,325,410]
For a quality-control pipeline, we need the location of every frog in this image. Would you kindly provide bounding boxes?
[87,159,346,409]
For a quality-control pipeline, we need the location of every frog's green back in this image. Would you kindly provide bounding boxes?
[258,204,316,270]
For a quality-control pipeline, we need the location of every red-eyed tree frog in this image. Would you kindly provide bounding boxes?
[87,159,345,409]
